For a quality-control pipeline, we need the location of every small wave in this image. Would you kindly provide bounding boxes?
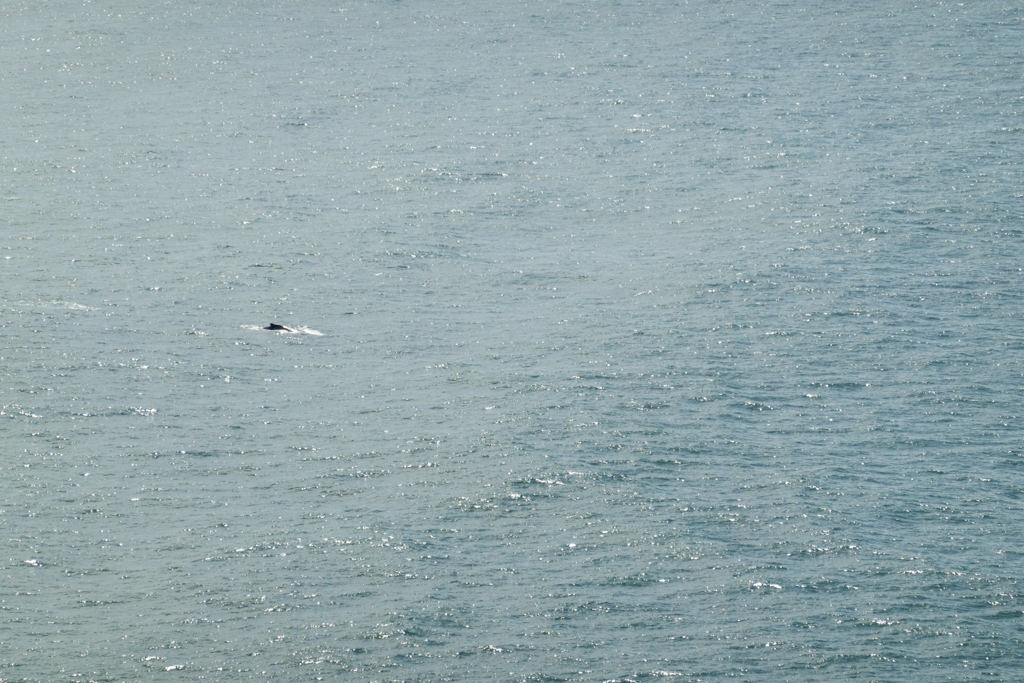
[9,300,92,311]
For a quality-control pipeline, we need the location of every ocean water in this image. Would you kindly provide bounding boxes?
[2,1,1023,680]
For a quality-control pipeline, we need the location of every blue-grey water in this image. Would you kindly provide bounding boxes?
[2,1,1023,681]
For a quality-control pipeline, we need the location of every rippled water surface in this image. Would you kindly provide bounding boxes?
[3,1,1023,681]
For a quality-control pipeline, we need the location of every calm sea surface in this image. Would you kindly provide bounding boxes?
[2,1,1023,681]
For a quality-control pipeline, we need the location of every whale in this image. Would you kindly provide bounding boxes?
[245,323,324,336]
